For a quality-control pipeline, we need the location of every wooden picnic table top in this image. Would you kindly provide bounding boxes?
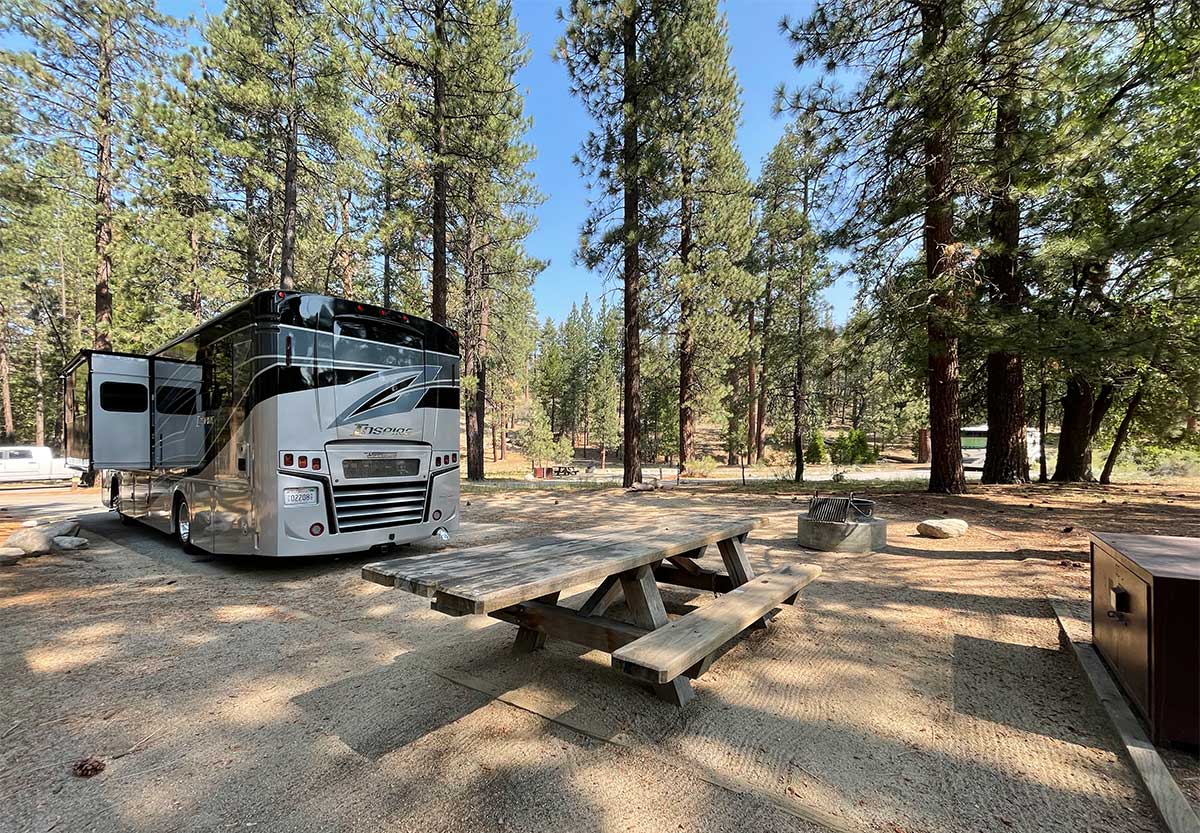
[362,514,766,615]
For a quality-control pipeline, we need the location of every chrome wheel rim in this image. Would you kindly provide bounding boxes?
[178,504,190,541]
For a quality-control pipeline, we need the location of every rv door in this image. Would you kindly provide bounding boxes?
[89,353,152,469]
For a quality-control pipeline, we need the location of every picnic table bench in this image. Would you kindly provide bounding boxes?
[362,514,821,705]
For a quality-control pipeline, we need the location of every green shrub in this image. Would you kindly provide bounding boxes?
[686,455,719,477]
[804,432,828,464]
[829,429,877,465]
[1133,445,1200,478]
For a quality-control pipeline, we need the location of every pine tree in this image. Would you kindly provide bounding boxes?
[3,0,176,349]
[559,0,680,487]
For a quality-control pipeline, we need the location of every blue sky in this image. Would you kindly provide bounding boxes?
[511,0,855,324]
[119,0,857,325]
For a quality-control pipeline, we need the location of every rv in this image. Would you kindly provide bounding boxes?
[960,424,1041,471]
[62,291,461,557]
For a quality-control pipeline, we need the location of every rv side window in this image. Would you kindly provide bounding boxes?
[155,385,197,415]
[7,449,32,459]
[99,381,148,413]
[336,318,422,349]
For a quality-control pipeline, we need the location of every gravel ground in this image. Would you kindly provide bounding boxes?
[1,482,1197,833]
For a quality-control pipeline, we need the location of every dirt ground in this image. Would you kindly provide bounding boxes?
[1,481,1198,833]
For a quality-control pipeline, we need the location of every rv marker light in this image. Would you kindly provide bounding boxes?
[298,456,308,468]
[283,453,294,466]
[432,510,442,521]
[309,523,324,536]
[312,457,321,471]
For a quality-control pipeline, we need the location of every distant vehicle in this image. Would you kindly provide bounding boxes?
[62,290,461,558]
[960,425,1041,471]
[0,446,74,483]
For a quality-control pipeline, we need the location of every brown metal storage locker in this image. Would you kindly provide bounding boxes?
[1089,532,1200,748]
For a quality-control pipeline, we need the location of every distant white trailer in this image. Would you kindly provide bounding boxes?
[960,424,1041,471]
[0,446,74,483]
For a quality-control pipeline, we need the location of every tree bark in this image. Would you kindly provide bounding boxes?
[430,0,449,325]
[725,356,740,465]
[756,272,772,461]
[746,305,757,465]
[677,166,695,474]
[0,314,13,441]
[34,335,45,446]
[621,7,641,488]
[93,10,114,351]
[792,355,805,482]
[279,42,301,291]
[980,72,1028,484]
[1037,373,1048,482]
[1053,376,1107,481]
[1100,352,1159,484]
[917,428,931,463]
[337,192,354,298]
[921,0,965,494]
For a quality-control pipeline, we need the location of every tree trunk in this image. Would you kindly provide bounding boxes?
[93,11,115,351]
[34,335,45,446]
[917,428,931,463]
[980,71,1028,484]
[746,305,757,465]
[725,357,740,465]
[1053,376,1099,481]
[280,101,300,290]
[677,166,695,474]
[1186,389,1197,434]
[792,355,805,482]
[756,272,772,461]
[0,316,13,441]
[1100,352,1159,485]
[381,131,394,309]
[921,0,965,494]
[338,192,354,298]
[430,0,449,325]
[621,7,641,488]
[244,179,258,289]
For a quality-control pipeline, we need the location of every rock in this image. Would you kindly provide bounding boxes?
[52,535,89,551]
[4,519,81,555]
[917,518,969,539]
[0,547,24,566]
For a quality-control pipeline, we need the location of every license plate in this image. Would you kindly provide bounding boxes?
[283,487,319,506]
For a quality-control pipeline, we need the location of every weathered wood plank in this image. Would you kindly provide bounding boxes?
[436,517,766,614]
[619,564,696,705]
[491,600,649,653]
[613,564,822,685]
[512,592,559,653]
[717,535,755,586]
[653,564,736,594]
[578,574,623,616]
[365,515,762,602]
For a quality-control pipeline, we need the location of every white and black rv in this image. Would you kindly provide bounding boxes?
[62,291,461,557]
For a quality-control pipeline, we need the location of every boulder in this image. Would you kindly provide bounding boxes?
[52,536,89,551]
[917,518,969,539]
[0,548,24,566]
[4,519,81,555]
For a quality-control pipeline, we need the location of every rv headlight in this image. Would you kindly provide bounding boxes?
[282,486,319,507]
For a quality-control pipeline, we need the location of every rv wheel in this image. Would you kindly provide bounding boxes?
[111,478,133,526]
[174,497,200,555]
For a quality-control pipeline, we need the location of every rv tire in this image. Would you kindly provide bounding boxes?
[111,477,133,526]
[174,495,200,555]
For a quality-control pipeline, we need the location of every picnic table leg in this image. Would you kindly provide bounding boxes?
[619,564,695,706]
[512,591,560,653]
[717,535,769,630]
[579,574,623,616]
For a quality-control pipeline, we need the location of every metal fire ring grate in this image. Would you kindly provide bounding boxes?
[807,492,875,523]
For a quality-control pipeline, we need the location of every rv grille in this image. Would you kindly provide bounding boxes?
[331,479,427,533]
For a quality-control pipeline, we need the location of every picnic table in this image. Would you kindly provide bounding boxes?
[362,514,821,705]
